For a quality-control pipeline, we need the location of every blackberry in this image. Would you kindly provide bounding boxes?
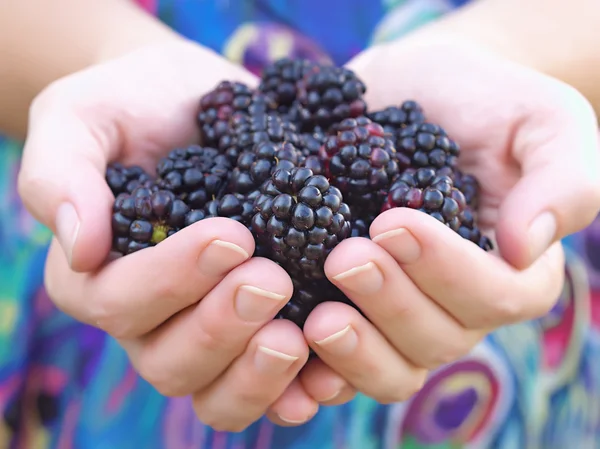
[300,155,325,176]
[299,126,328,157]
[381,167,492,250]
[258,58,319,112]
[319,116,399,210]
[105,163,154,197]
[111,185,191,255]
[197,81,254,147]
[297,127,328,175]
[367,100,426,134]
[156,145,231,209]
[219,108,299,164]
[293,65,367,131]
[228,141,302,195]
[252,167,352,280]
[350,216,374,238]
[204,191,259,225]
[395,122,460,170]
[276,278,350,329]
[437,166,481,209]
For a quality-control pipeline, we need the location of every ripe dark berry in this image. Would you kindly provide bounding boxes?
[252,167,352,280]
[156,145,231,209]
[437,166,481,209]
[395,122,460,170]
[219,109,300,164]
[258,58,319,112]
[197,81,256,147]
[382,168,492,250]
[299,126,328,157]
[105,163,154,197]
[204,192,258,225]
[111,185,192,255]
[228,141,302,195]
[293,65,367,131]
[320,116,399,210]
[368,100,426,134]
[276,278,350,328]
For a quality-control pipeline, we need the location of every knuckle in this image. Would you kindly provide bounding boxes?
[425,336,477,369]
[487,295,524,325]
[192,319,234,354]
[134,350,184,397]
[88,297,137,339]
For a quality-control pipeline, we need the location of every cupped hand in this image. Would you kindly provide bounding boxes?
[18,40,318,431]
[299,36,600,404]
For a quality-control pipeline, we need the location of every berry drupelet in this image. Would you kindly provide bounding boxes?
[368,100,426,134]
[276,277,351,329]
[252,167,352,280]
[196,81,255,147]
[395,122,460,170]
[437,166,481,209]
[219,108,300,164]
[320,116,399,210]
[105,163,154,197]
[293,65,367,131]
[112,185,191,255]
[382,167,492,250]
[228,141,303,195]
[297,127,328,175]
[258,58,319,112]
[203,192,258,225]
[156,145,231,209]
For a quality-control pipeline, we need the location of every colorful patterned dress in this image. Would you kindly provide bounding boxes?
[1,1,599,447]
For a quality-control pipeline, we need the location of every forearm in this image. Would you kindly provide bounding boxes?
[0,0,181,139]
[410,0,600,113]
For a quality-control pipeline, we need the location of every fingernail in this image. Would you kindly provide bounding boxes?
[372,228,421,264]
[277,414,312,425]
[197,240,249,276]
[254,346,298,374]
[55,202,80,266]
[313,325,357,356]
[528,212,556,261]
[318,389,342,403]
[332,262,383,294]
[235,285,287,322]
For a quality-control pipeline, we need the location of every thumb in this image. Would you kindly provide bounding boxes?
[18,93,116,272]
[496,92,600,270]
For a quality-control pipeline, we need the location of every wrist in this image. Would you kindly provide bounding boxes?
[93,3,185,63]
[401,0,600,112]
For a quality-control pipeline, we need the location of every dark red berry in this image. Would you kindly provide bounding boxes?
[252,167,352,280]
[156,145,231,209]
[382,168,492,251]
[197,81,256,147]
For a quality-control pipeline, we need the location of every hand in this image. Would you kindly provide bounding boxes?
[296,36,600,404]
[18,40,319,431]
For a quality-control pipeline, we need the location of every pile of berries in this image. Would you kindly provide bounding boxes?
[106,58,492,329]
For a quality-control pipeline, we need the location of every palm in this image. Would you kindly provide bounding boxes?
[69,42,257,171]
[349,40,562,233]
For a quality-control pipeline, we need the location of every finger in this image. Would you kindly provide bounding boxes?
[323,236,484,369]
[18,102,117,272]
[191,319,308,433]
[120,257,292,396]
[266,378,320,427]
[44,217,255,339]
[299,358,357,405]
[303,302,428,404]
[496,99,600,268]
[370,207,566,329]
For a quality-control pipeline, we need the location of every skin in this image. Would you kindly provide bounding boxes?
[5,0,600,434]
